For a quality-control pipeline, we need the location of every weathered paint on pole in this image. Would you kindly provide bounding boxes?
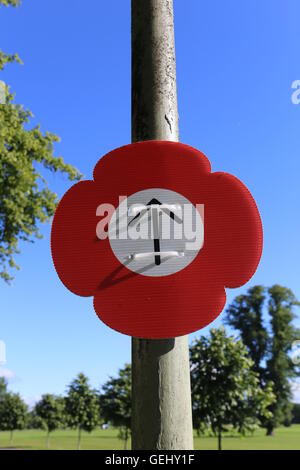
[131,0,194,450]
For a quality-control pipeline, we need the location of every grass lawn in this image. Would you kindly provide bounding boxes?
[0,425,299,450]
[194,425,300,450]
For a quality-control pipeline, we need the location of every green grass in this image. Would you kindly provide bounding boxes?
[0,425,299,450]
[0,428,126,451]
[194,425,300,450]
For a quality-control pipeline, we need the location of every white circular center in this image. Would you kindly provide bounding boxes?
[109,188,204,277]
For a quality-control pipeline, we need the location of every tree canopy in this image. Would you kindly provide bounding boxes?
[0,0,81,282]
[0,377,7,396]
[99,364,131,449]
[0,1,20,6]
[226,285,268,380]
[266,285,300,432]
[35,394,63,449]
[226,284,300,434]
[190,328,275,450]
[0,389,28,445]
[65,373,99,450]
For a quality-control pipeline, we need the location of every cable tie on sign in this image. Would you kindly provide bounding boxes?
[126,251,184,261]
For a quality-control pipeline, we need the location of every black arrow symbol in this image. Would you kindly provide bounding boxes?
[128,198,183,266]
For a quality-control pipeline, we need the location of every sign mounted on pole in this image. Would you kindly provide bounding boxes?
[51,140,263,338]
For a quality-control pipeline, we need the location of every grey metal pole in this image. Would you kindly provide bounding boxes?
[131,0,194,450]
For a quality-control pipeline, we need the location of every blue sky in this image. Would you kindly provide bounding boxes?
[0,0,300,405]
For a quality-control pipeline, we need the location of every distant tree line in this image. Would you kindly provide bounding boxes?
[0,367,132,450]
[0,374,101,450]
[0,284,299,450]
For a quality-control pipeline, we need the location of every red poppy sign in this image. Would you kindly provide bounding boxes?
[51,141,263,338]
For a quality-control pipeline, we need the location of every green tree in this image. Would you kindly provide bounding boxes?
[0,1,22,71]
[0,1,20,7]
[190,328,274,450]
[65,373,99,450]
[99,364,131,450]
[226,285,300,435]
[35,394,63,449]
[0,376,7,396]
[26,409,45,430]
[226,285,268,380]
[265,285,300,434]
[292,403,300,424]
[0,392,28,446]
[0,0,81,282]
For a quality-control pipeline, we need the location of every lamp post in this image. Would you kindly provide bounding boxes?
[131,0,194,450]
